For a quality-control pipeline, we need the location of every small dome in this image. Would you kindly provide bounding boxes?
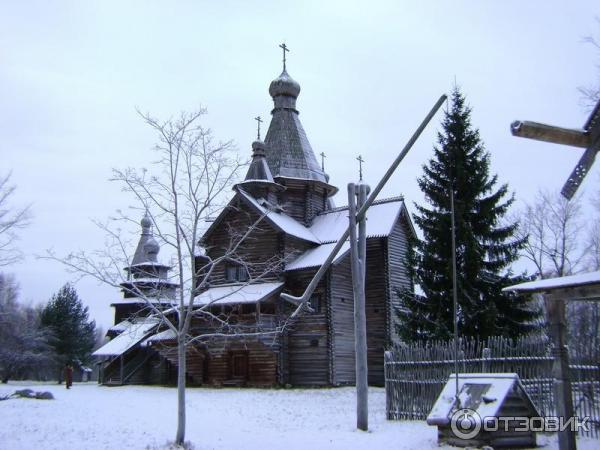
[251,140,266,156]
[141,213,152,229]
[269,70,301,98]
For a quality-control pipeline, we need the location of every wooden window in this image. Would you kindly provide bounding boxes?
[225,264,248,282]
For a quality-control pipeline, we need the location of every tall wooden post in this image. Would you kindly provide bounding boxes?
[349,182,369,431]
[546,295,577,450]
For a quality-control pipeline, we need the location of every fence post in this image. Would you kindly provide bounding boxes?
[482,347,491,372]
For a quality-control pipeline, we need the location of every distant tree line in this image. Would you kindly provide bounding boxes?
[0,277,100,383]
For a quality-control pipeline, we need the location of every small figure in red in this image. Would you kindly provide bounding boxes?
[65,364,73,389]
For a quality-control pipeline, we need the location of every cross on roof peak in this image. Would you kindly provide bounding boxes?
[254,116,263,140]
[279,42,290,71]
[319,152,326,171]
[357,155,365,181]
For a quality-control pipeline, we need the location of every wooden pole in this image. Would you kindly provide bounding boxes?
[450,185,460,404]
[281,94,447,309]
[546,295,577,450]
[349,182,369,431]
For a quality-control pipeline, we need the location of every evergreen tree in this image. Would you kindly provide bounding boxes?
[40,284,96,378]
[397,88,539,342]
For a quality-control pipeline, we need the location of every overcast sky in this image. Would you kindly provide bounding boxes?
[2,1,598,329]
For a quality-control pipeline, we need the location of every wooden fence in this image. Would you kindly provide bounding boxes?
[384,336,599,438]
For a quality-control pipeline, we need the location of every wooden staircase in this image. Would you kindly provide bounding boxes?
[156,344,205,385]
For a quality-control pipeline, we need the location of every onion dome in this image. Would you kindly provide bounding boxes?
[132,212,160,265]
[269,70,301,99]
[141,212,152,230]
[263,69,337,196]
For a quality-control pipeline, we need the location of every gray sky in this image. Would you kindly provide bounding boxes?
[2,1,598,329]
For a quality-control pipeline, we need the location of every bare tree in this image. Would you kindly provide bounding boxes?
[0,273,52,383]
[516,190,586,278]
[44,108,302,446]
[0,173,31,266]
[579,18,600,111]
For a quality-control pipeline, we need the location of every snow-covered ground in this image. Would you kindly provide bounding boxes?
[0,382,596,450]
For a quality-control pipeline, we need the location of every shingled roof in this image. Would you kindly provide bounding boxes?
[264,69,329,184]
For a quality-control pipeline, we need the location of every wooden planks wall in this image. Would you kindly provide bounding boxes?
[330,255,356,385]
[386,213,413,344]
[284,269,330,386]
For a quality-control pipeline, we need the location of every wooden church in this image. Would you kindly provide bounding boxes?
[94,60,415,387]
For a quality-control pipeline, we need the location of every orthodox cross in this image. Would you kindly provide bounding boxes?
[279,42,289,71]
[511,99,600,199]
[356,155,364,181]
[254,116,263,140]
[320,152,326,171]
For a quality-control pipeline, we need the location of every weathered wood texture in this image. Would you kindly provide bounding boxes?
[386,213,413,344]
[384,336,600,439]
[330,255,356,385]
[364,239,387,385]
[204,200,281,283]
[284,268,330,386]
[276,178,331,224]
[328,237,391,386]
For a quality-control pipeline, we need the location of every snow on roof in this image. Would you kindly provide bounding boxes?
[427,373,538,426]
[194,282,284,306]
[237,189,320,243]
[121,277,178,286]
[504,271,600,293]
[92,319,159,357]
[286,241,351,271]
[108,320,130,333]
[127,261,171,269]
[110,297,175,306]
[140,328,177,347]
[309,197,404,243]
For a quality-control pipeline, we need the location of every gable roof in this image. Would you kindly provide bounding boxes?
[237,189,320,243]
[200,190,319,245]
[309,196,410,243]
[427,373,540,426]
[201,191,413,252]
[286,241,351,271]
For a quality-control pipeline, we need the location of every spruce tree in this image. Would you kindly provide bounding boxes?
[40,284,96,378]
[397,88,539,342]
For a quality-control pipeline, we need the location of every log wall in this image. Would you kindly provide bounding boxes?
[386,213,413,344]
[283,269,330,386]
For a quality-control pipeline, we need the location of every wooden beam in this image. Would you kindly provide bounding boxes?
[545,295,577,450]
[511,121,591,148]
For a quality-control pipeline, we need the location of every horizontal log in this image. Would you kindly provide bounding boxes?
[511,120,590,148]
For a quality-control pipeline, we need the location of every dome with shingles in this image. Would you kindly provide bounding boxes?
[264,69,334,190]
[269,70,301,99]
